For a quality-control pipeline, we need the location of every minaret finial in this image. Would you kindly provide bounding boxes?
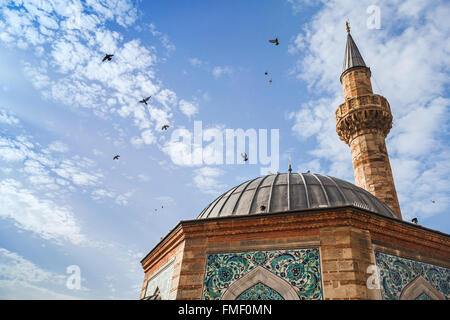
[288,158,292,173]
[346,21,350,34]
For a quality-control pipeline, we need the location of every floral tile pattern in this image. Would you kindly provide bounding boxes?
[374,251,450,300]
[236,282,284,300]
[202,248,323,300]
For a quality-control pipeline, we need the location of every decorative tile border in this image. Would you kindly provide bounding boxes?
[202,248,323,300]
[374,251,449,300]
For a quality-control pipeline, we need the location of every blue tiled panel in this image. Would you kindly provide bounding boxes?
[375,251,449,300]
[145,261,174,299]
[236,282,284,300]
[202,248,323,300]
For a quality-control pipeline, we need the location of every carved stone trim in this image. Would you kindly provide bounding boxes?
[335,94,392,144]
[400,276,445,300]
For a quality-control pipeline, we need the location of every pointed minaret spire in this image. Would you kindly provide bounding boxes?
[336,23,402,219]
[342,21,367,76]
[288,158,292,173]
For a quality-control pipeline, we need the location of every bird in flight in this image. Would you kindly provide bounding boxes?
[265,71,268,76]
[269,78,272,84]
[241,153,248,162]
[139,96,151,105]
[431,200,436,203]
[269,37,279,46]
[161,125,170,131]
[113,155,120,160]
[102,54,114,62]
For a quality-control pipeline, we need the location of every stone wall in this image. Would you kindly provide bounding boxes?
[341,67,373,100]
[349,133,401,218]
[140,208,450,300]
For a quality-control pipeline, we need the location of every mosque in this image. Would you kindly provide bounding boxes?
[139,24,450,300]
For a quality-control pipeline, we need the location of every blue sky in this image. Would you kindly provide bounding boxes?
[0,0,448,299]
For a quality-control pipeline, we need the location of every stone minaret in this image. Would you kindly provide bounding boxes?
[335,22,402,219]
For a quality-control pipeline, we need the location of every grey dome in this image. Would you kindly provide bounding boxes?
[197,172,397,219]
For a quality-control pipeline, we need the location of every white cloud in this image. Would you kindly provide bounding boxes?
[389,97,448,157]
[0,131,113,208]
[137,174,150,182]
[0,1,186,155]
[148,23,175,54]
[0,109,19,125]
[0,248,82,299]
[0,247,64,284]
[115,191,133,206]
[189,57,203,67]
[0,179,86,245]
[47,141,69,153]
[193,167,226,195]
[91,188,115,201]
[287,0,317,14]
[212,66,233,79]
[179,99,198,118]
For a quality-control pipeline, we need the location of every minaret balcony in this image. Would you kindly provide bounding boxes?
[335,94,393,144]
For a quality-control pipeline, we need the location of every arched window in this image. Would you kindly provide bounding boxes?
[221,266,299,300]
[236,282,284,300]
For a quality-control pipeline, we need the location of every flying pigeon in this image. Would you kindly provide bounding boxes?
[102,54,114,62]
[269,37,279,46]
[241,153,248,162]
[139,96,151,105]
[161,125,170,131]
[431,200,436,203]
[269,78,272,84]
[264,71,268,76]
[113,155,120,160]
